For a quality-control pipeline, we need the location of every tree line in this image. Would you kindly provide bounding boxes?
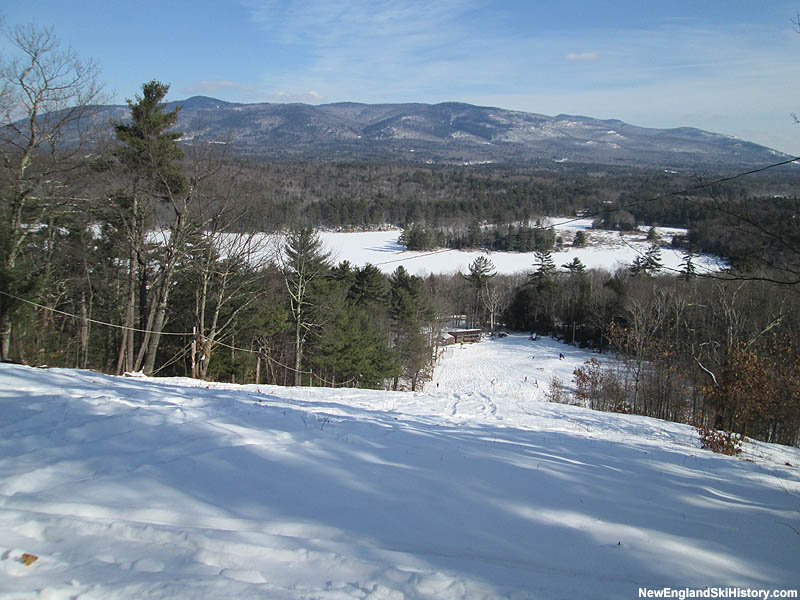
[503,252,800,448]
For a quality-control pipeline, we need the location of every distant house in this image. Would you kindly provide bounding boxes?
[447,329,482,344]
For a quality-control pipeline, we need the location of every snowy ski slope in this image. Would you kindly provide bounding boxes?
[0,336,798,599]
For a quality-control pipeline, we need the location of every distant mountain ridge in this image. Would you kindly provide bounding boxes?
[93,96,789,169]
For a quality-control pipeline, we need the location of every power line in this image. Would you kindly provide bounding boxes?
[373,247,456,266]
[209,337,357,387]
[543,156,800,231]
[0,290,193,337]
[0,289,358,386]
[363,156,800,269]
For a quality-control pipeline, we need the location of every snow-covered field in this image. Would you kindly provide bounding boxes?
[316,219,724,276]
[213,218,722,277]
[1,336,798,599]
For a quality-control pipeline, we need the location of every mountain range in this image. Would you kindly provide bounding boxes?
[93,96,789,169]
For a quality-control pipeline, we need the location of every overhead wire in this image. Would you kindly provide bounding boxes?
[541,156,800,232]
[363,155,800,269]
[3,154,799,377]
[0,289,357,386]
[0,290,194,336]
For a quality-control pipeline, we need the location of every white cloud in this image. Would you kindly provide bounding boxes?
[183,80,261,99]
[270,89,324,103]
[238,2,800,153]
[566,52,598,61]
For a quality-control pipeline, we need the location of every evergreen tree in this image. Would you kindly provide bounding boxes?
[331,261,356,288]
[630,245,662,277]
[280,227,331,385]
[562,257,586,273]
[533,227,556,252]
[532,250,557,283]
[310,293,398,388]
[467,219,483,248]
[349,263,387,306]
[680,251,697,280]
[645,245,663,274]
[399,224,432,250]
[506,224,518,252]
[463,256,496,328]
[573,230,588,247]
[389,266,433,391]
[113,80,189,375]
[520,249,559,333]
[114,81,186,196]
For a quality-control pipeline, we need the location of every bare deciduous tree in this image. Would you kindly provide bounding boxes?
[0,23,104,360]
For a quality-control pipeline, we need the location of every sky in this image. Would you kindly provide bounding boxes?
[4,1,800,155]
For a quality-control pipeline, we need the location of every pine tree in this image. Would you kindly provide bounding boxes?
[644,245,663,274]
[389,266,433,390]
[311,294,398,388]
[113,80,190,375]
[680,251,697,280]
[467,219,483,248]
[562,257,586,273]
[349,263,387,306]
[463,256,496,328]
[114,81,186,197]
[532,249,557,283]
[280,227,331,385]
[630,245,662,277]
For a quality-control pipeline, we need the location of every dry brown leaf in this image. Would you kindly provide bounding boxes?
[20,553,38,566]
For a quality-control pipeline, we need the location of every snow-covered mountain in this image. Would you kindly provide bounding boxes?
[90,96,788,169]
[1,335,798,599]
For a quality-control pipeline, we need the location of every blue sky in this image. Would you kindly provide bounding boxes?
[5,0,800,154]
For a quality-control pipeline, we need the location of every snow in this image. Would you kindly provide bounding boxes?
[206,219,723,278]
[316,222,723,277]
[1,335,798,599]
[429,334,587,404]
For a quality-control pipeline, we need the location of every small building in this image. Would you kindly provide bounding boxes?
[447,329,482,344]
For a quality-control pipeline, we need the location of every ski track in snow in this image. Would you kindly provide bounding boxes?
[1,336,799,599]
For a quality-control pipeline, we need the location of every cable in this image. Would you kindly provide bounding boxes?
[547,155,800,231]
[609,224,800,286]
[373,247,456,266]
[0,289,359,386]
[209,337,357,387]
[0,290,193,336]
[369,155,800,269]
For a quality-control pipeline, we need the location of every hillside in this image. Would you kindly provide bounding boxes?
[1,337,798,599]
[83,97,790,169]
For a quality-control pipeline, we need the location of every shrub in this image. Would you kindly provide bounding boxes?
[698,426,743,455]
[547,375,566,403]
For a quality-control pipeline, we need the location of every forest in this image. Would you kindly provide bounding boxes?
[2,24,800,449]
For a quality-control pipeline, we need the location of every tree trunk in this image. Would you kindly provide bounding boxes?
[79,292,89,369]
[294,318,303,386]
[142,277,171,375]
[0,312,11,362]
[116,250,137,374]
